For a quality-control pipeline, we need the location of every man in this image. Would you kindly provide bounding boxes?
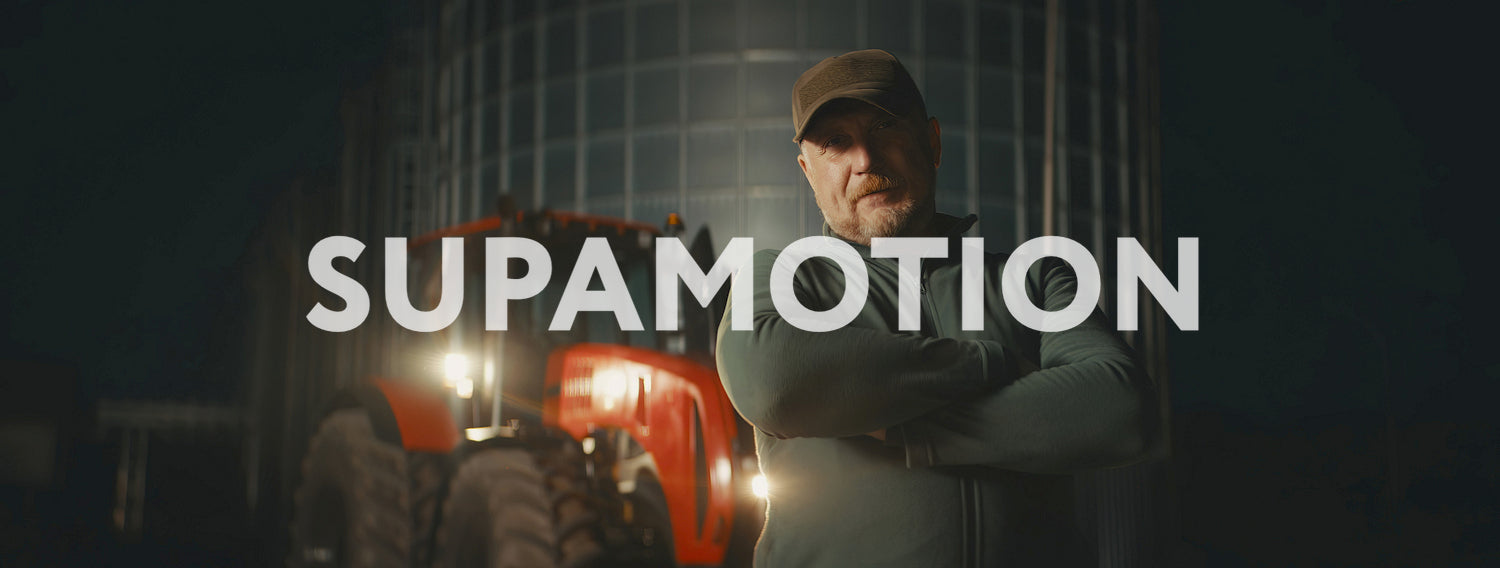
[716,49,1156,567]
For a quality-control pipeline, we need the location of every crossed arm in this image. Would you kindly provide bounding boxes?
[715,250,1155,474]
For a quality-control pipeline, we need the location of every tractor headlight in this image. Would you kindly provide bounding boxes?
[455,377,474,399]
[751,474,769,499]
[443,353,468,387]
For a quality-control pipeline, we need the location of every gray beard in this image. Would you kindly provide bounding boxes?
[830,198,929,246]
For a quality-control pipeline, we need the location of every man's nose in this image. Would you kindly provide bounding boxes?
[848,136,881,175]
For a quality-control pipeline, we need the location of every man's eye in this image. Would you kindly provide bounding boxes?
[822,135,847,148]
[874,119,894,130]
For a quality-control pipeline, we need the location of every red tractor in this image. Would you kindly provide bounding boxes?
[287,209,762,568]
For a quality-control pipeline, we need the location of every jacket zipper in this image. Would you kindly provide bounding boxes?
[920,263,943,333]
[961,478,981,568]
[923,259,979,567]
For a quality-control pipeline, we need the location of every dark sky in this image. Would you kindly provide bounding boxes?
[2,0,390,398]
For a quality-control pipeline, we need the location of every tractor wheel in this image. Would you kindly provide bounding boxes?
[435,448,557,568]
[408,452,451,567]
[288,408,411,568]
[533,433,607,568]
[624,476,676,568]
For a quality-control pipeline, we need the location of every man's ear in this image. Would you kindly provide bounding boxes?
[796,149,812,184]
[927,117,943,168]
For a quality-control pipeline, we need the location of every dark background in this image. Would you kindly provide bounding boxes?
[1161,2,1497,565]
[2,0,1495,565]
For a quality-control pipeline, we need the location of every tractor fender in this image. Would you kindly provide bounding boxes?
[326,379,460,454]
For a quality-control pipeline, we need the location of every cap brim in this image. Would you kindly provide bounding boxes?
[792,84,906,143]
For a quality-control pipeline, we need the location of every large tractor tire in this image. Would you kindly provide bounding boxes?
[622,476,676,568]
[408,452,451,567]
[435,448,557,568]
[532,432,607,568]
[288,408,411,568]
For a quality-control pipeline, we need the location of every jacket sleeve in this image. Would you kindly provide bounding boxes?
[715,250,1020,440]
[891,257,1158,474]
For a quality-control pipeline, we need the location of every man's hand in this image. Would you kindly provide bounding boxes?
[861,354,1039,444]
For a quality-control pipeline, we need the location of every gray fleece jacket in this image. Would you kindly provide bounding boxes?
[716,213,1156,567]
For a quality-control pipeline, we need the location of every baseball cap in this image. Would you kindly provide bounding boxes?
[791,49,927,143]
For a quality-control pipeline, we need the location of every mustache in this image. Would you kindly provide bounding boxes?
[852,174,902,201]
